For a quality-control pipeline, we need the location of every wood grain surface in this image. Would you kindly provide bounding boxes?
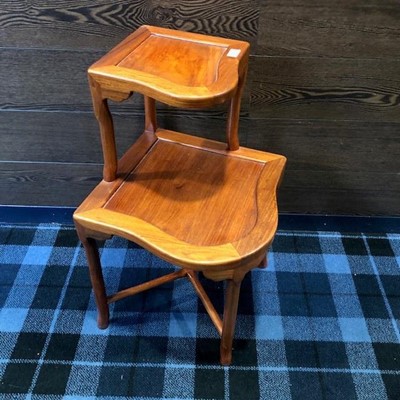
[1,0,399,215]
[246,119,400,174]
[249,57,400,121]
[0,111,233,162]
[0,162,101,206]
[1,0,260,50]
[0,111,145,163]
[257,1,400,58]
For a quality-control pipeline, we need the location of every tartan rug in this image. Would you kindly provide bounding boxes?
[0,223,399,399]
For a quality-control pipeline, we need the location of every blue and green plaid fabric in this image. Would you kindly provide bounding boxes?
[0,223,399,399]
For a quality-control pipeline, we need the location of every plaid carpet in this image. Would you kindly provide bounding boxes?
[0,223,399,399]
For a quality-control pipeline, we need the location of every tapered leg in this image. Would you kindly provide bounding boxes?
[80,235,109,329]
[225,66,248,151]
[89,76,118,182]
[220,278,242,365]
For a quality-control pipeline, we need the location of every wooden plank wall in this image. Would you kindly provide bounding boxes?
[1,0,399,215]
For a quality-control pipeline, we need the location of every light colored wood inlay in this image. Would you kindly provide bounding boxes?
[104,139,263,246]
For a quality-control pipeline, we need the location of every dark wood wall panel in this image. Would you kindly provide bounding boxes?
[252,0,400,215]
[0,111,140,163]
[279,188,400,216]
[1,0,399,215]
[2,0,259,50]
[0,162,102,206]
[0,111,228,163]
[246,119,400,173]
[249,57,400,121]
[0,49,101,112]
[257,1,400,58]
[246,119,400,214]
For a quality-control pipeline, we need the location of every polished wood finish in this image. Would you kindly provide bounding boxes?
[107,269,187,304]
[76,225,109,329]
[104,140,263,247]
[220,279,241,365]
[89,25,249,109]
[74,25,285,365]
[187,270,223,336]
[75,130,285,271]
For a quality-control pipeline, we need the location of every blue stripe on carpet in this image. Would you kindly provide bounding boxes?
[0,224,399,399]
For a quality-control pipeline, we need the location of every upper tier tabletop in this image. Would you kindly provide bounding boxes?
[88,25,250,108]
